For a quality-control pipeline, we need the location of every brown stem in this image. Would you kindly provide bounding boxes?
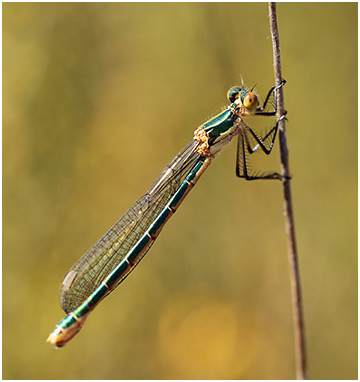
[268,3,307,380]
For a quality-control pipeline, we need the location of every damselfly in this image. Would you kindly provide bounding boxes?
[47,80,286,348]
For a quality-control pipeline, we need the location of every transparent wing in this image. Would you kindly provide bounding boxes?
[60,138,200,313]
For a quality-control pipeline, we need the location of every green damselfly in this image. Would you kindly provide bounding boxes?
[47,80,286,348]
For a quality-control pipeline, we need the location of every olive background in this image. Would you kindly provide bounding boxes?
[3,3,357,379]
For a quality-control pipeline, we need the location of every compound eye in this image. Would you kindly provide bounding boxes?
[243,92,259,110]
[227,86,241,103]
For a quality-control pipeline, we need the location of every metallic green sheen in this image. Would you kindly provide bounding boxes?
[105,259,131,286]
[202,109,235,145]
[86,283,110,307]
[74,302,90,315]
[185,159,204,182]
[78,158,206,318]
[208,119,234,145]
[148,207,171,236]
[126,234,151,263]
[61,314,77,329]
[167,182,189,210]
[203,109,232,131]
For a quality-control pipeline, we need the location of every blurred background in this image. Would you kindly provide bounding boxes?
[3,3,357,380]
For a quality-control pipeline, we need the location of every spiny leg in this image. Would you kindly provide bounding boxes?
[246,112,287,155]
[235,115,287,181]
[255,79,286,116]
[236,133,283,180]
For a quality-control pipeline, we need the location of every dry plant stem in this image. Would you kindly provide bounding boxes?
[268,3,307,380]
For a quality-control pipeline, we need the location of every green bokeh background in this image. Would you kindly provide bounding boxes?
[3,3,357,380]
